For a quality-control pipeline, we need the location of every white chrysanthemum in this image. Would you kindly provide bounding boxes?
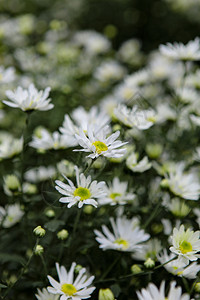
[136,281,191,300]
[36,288,59,300]
[98,176,136,206]
[47,262,95,300]
[0,133,23,159]
[55,166,106,208]
[155,102,176,124]
[164,163,200,200]
[0,204,24,228]
[114,104,156,130]
[159,37,200,61]
[60,106,110,146]
[29,129,74,151]
[3,83,54,111]
[176,87,200,104]
[158,249,200,279]
[94,216,150,252]
[25,166,56,183]
[74,125,127,159]
[94,60,126,83]
[126,153,152,173]
[190,114,200,126]
[132,238,162,261]
[0,66,15,84]
[170,224,200,262]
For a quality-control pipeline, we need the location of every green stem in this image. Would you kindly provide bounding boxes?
[2,239,38,300]
[72,208,82,236]
[142,201,161,229]
[40,254,48,277]
[99,254,120,281]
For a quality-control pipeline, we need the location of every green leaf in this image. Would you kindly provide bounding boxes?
[0,253,26,266]
[0,283,7,288]
[44,219,65,232]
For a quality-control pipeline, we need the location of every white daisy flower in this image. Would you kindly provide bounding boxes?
[136,281,191,300]
[94,60,126,83]
[170,224,200,262]
[25,166,56,183]
[3,83,54,111]
[114,104,156,130]
[73,30,111,55]
[0,66,16,84]
[47,262,95,300]
[29,128,74,151]
[55,166,106,208]
[0,133,23,159]
[98,176,136,206]
[60,106,110,146]
[159,37,200,61]
[126,153,152,173]
[36,288,59,300]
[94,216,150,252]
[74,125,127,159]
[163,162,200,200]
[132,238,162,261]
[158,249,200,279]
[0,204,24,228]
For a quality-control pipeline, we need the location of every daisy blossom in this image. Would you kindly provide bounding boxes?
[158,249,200,279]
[159,37,200,61]
[98,176,136,206]
[170,224,200,263]
[136,281,191,300]
[47,262,95,300]
[114,104,156,130]
[36,288,59,300]
[74,125,127,159]
[3,83,54,111]
[55,166,106,208]
[94,216,150,252]
[164,162,200,200]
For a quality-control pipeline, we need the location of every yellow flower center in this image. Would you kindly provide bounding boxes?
[114,238,129,250]
[61,283,77,296]
[73,187,91,201]
[110,192,122,202]
[92,141,108,154]
[179,241,193,254]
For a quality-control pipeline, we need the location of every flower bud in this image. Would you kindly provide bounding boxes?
[34,245,44,255]
[45,209,55,218]
[144,258,155,268]
[98,288,115,300]
[57,229,68,240]
[33,226,46,237]
[4,175,21,195]
[131,264,141,274]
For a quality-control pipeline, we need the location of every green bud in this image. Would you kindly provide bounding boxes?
[83,205,94,214]
[146,143,163,159]
[194,282,200,292]
[57,229,69,240]
[98,288,115,300]
[131,264,141,274]
[33,226,46,237]
[45,209,55,218]
[34,245,44,255]
[144,258,155,268]
[160,179,169,188]
[4,175,20,191]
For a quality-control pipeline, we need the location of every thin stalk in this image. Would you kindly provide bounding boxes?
[2,239,39,300]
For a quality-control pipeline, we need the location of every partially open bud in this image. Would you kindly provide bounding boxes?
[34,245,44,255]
[98,288,115,300]
[33,226,46,237]
[57,229,68,240]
